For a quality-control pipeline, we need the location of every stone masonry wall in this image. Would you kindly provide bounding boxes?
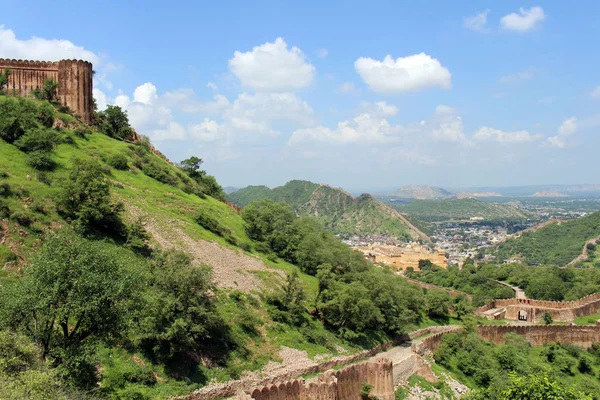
[478,325,600,349]
[411,327,463,356]
[237,358,394,400]
[0,58,94,123]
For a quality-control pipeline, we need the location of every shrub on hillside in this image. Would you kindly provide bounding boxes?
[195,209,232,238]
[74,126,92,138]
[140,158,178,186]
[98,105,133,141]
[10,211,33,227]
[0,183,11,197]
[107,153,129,170]
[0,202,9,218]
[14,128,60,152]
[26,150,56,171]
[58,158,123,232]
[0,97,51,143]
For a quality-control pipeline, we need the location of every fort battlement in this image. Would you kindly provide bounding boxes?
[475,291,600,323]
[478,324,600,348]
[0,58,94,124]
[236,358,394,400]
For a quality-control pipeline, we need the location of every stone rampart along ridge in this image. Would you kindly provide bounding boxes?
[179,326,452,400]
[0,58,93,124]
[236,358,394,400]
[475,292,600,323]
[411,327,462,356]
[478,324,600,348]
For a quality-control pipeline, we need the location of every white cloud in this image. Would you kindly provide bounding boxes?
[133,82,158,105]
[360,101,398,117]
[464,10,490,32]
[558,117,577,136]
[317,48,328,58]
[473,127,542,143]
[93,88,109,111]
[429,106,467,142]
[354,53,451,93]
[500,6,545,32]
[190,118,221,142]
[207,82,218,91]
[592,86,600,99]
[338,82,357,93]
[229,37,316,91]
[162,89,230,115]
[499,68,534,84]
[0,25,99,64]
[548,117,577,148]
[288,104,467,148]
[224,92,315,127]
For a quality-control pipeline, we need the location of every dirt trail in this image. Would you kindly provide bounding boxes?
[127,204,284,292]
[568,234,600,265]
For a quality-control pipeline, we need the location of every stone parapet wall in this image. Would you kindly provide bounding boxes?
[237,358,394,400]
[411,327,462,356]
[494,292,600,310]
[0,58,93,123]
[477,325,600,348]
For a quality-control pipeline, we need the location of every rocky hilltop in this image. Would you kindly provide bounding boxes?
[388,185,453,200]
[228,181,428,241]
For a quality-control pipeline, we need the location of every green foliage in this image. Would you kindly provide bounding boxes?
[0,68,10,91]
[0,182,11,197]
[0,232,140,387]
[107,152,129,170]
[231,181,415,240]
[98,105,133,140]
[137,250,232,368]
[0,96,55,144]
[26,150,57,171]
[425,289,451,319]
[196,209,235,243]
[267,271,308,326]
[14,128,60,153]
[544,312,553,325]
[493,211,600,265]
[59,157,123,231]
[500,371,591,400]
[32,78,59,102]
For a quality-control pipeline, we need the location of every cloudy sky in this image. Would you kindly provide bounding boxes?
[2,1,600,191]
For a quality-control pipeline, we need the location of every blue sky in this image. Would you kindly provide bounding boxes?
[1,1,599,191]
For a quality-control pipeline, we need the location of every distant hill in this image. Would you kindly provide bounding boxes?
[491,211,600,266]
[223,186,239,194]
[388,185,453,199]
[531,191,569,197]
[228,181,427,241]
[390,198,530,223]
[456,192,502,198]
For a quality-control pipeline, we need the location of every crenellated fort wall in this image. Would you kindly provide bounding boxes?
[474,292,600,323]
[0,58,94,123]
[236,358,395,400]
[478,324,600,349]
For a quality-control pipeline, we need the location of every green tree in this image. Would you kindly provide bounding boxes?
[500,371,591,400]
[544,312,553,325]
[59,158,123,231]
[137,250,230,365]
[0,68,11,91]
[32,78,59,102]
[425,289,451,319]
[180,156,205,180]
[99,105,133,140]
[0,233,139,386]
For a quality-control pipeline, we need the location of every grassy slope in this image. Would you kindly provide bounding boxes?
[492,211,600,266]
[391,198,529,223]
[1,104,386,397]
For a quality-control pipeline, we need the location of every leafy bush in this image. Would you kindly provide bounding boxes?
[59,158,123,231]
[31,78,59,102]
[14,128,60,152]
[98,105,133,140]
[107,153,129,170]
[26,150,56,171]
[0,202,9,218]
[196,209,233,239]
[74,126,92,138]
[10,211,33,227]
[0,183,11,197]
[140,158,178,186]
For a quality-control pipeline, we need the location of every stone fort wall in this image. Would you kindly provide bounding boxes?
[236,358,394,400]
[478,324,600,349]
[0,58,94,123]
[474,292,600,323]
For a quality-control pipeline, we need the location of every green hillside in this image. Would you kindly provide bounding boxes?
[492,211,600,266]
[0,95,433,399]
[229,181,426,241]
[391,198,530,223]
